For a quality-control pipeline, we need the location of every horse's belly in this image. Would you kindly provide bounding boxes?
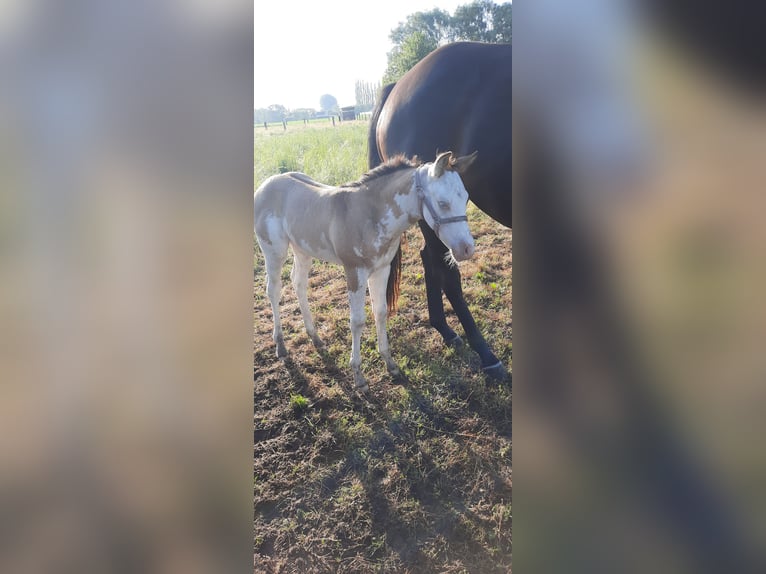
[288,230,342,265]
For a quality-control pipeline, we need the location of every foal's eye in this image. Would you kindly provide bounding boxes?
[438,200,450,210]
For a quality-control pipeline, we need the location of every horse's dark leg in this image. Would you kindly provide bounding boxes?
[419,222,505,378]
[420,224,459,345]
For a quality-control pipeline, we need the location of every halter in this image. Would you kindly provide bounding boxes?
[414,167,468,237]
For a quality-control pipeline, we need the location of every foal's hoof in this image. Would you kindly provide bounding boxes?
[482,361,509,382]
[353,371,369,392]
[445,333,464,348]
[276,342,288,359]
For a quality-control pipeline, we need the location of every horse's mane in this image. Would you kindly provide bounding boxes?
[344,154,421,188]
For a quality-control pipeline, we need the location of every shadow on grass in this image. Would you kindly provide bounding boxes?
[287,418,505,571]
[392,336,512,439]
[255,332,511,572]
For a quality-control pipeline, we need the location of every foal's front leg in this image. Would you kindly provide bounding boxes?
[264,255,288,358]
[368,265,400,376]
[346,267,370,390]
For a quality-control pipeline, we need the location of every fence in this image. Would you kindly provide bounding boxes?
[256,107,369,130]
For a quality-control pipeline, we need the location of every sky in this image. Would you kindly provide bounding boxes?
[254,0,464,110]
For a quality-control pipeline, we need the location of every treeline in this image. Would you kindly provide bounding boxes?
[382,0,511,83]
[355,80,381,113]
[254,105,320,124]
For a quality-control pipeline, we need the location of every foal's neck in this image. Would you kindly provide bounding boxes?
[366,166,422,226]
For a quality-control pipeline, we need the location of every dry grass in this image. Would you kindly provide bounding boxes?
[254,123,511,573]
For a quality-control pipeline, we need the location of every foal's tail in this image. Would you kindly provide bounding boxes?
[387,242,403,315]
[368,82,403,315]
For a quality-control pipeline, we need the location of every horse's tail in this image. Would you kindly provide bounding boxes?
[368,83,404,315]
[368,82,395,168]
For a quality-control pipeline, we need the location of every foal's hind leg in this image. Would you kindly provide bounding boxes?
[368,265,400,376]
[257,234,289,358]
[291,250,323,349]
[346,266,370,390]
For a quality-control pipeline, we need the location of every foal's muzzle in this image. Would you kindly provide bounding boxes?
[452,239,475,261]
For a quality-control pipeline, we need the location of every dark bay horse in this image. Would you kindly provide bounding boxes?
[367,6,765,569]
[368,42,512,379]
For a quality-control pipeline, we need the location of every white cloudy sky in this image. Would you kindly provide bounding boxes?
[254,0,464,110]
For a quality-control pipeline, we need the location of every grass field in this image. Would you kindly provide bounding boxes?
[255,121,369,188]
[254,121,512,573]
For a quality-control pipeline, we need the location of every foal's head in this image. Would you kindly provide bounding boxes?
[419,151,478,262]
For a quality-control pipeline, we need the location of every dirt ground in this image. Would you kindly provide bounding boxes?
[254,205,512,573]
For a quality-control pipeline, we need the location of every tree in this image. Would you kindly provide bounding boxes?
[390,9,453,46]
[290,108,316,121]
[450,1,511,43]
[266,104,286,123]
[489,2,512,43]
[255,106,318,124]
[319,94,339,115]
[254,105,287,124]
[451,0,495,43]
[382,2,511,84]
[355,80,381,113]
[383,30,438,84]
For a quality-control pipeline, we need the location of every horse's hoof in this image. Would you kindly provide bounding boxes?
[276,342,288,359]
[482,361,509,382]
[445,334,464,348]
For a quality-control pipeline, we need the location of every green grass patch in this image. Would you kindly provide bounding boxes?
[289,393,309,413]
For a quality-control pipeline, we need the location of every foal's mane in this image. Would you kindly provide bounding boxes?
[344,154,421,188]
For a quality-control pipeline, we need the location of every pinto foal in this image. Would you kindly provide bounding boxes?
[254,151,477,390]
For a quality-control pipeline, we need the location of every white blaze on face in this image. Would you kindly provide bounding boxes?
[423,167,475,261]
[516,0,650,195]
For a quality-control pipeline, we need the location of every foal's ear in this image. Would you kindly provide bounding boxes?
[433,151,454,178]
[452,151,479,174]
